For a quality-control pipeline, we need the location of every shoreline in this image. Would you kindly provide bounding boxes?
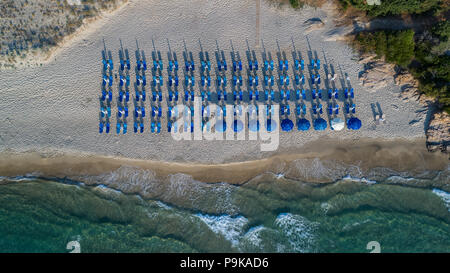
[1,137,448,185]
[0,0,447,187]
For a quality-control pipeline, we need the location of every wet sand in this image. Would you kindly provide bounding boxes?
[1,137,447,185]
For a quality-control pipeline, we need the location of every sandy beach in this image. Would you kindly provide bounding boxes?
[0,0,446,174]
[1,138,448,185]
[1,1,450,254]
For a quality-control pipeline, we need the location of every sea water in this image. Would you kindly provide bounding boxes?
[0,167,449,253]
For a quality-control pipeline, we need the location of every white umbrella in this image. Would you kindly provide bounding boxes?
[331,117,344,131]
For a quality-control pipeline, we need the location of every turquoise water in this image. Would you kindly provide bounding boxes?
[0,173,449,253]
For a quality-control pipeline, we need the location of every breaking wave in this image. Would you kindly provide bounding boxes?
[274,213,319,253]
[0,156,448,252]
[432,189,450,212]
[194,212,319,253]
[195,214,249,248]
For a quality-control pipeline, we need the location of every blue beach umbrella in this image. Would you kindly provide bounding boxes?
[248,119,260,132]
[265,119,277,132]
[215,119,227,132]
[281,118,294,132]
[313,118,327,131]
[347,117,362,130]
[233,120,244,132]
[297,118,311,131]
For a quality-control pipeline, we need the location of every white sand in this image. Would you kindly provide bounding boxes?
[0,0,429,164]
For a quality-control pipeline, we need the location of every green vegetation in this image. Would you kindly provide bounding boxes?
[411,21,450,113]
[338,0,448,17]
[289,0,300,9]
[286,0,324,9]
[338,0,449,112]
[354,23,450,113]
[356,29,415,67]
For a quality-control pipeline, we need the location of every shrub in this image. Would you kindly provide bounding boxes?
[356,29,415,67]
[411,22,450,112]
[338,0,446,17]
[355,27,449,113]
[290,0,300,9]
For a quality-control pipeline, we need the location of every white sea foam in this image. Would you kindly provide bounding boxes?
[0,175,38,183]
[276,173,285,179]
[87,166,158,194]
[167,173,238,214]
[320,202,332,214]
[274,213,319,253]
[82,168,239,214]
[155,201,172,210]
[241,225,265,248]
[93,184,123,195]
[383,175,436,185]
[195,212,319,253]
[195,213,249,248]
[291,158,363,182]
[342,219,371,232]
[342,175,377,184]
[385,176,415,183]
[432,189,450,212]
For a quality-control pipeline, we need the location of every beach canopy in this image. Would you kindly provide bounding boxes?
[248,119,260,132]
[233,120,244,132]
[347,117,362,130]
[313,118,327,131]
[331,117,345,131]
[297,118,310,131]
[281,118,294,132]
[215,120,226,132]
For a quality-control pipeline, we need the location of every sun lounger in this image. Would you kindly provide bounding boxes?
[233,61,242,71]
[185,61,195,71]
[249,75,258,87]
[184,76,194,87]
[157,121,161,133]
[153,60,163,71]
[120,59,130,71]
[380,114,386,124]
[169,60,179,71]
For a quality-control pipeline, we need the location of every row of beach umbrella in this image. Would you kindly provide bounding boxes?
[100,48,362,134]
